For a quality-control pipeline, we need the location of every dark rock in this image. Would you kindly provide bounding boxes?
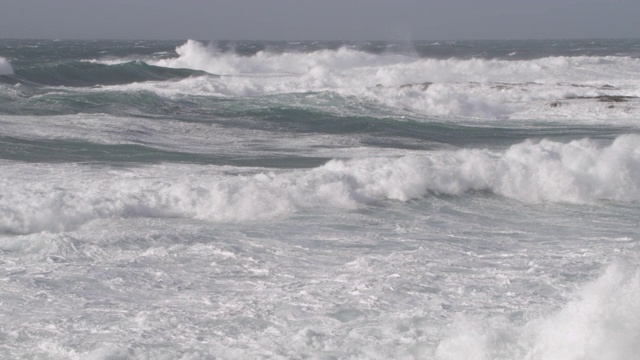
[399,81,432,90]
[492,84,510,91]
[568,83,590,88]
[596,95,635,103]
[563,95,637,102]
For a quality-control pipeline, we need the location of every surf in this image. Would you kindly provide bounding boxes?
[2,135,638,235]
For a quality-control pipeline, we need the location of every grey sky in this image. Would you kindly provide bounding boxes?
[1,0,639,41]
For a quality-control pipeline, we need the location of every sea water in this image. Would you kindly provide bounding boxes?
[0,39,639,359]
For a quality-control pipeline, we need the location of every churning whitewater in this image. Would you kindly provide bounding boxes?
[1,39,639,359]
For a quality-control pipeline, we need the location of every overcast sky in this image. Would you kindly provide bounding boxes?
[1,0,639,41]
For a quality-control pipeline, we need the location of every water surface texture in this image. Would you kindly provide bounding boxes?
[1,39,640,359]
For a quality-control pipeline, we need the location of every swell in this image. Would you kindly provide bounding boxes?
[0,97,632,161]
[227,106,633,147]
[0,60,209,87]
[0,136,330,168]
[0,88,187,117]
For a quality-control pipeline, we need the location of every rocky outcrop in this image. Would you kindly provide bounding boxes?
[398,82,432,90]
[564,95,637,102]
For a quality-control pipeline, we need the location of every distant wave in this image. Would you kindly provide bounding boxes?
[154,40,640,85]
[2,135,639,234]
[0,57,13,75]
[151,39,402,76]
[140,40,640,120]
[1,60,209,87]
[4,40,640,121]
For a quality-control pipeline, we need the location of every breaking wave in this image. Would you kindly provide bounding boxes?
[6,40,640,120]
[436,261,640,360]
[1,135,639,234]
[145,40,640,119]
[151,40,640,89]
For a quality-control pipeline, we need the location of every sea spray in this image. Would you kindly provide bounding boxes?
[435,262,640,360]
[0,57,13,75]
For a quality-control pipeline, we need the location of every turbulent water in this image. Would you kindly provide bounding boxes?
[1,39,640,359]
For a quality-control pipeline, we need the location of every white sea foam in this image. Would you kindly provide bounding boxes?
[152,39,403,76]
[61,39,640,122]
[116,40,640,120]
[154,40,640,85]
[99,75,640,122]
[0,57,13,75]
[436,261,640,360]
[1,135,638,235]
[524,262,640,359]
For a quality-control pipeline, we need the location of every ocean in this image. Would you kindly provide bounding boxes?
[1,39,639,359]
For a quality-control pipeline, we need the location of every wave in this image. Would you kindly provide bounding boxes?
[0,88,187,117]
[5,76,640,122]
[6,40,640,121]
[436,261,640,360]
[85,76,640,122]
[0,57,13,75]
[1,135,638,234]
[154,40,640,85]
[152,39,404,76]
[111,40,638,120]
[2,60,208,87]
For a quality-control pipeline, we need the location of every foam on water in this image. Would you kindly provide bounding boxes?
[94,76,640,122]
[3,39,640,360]
[0,57,13,75]
[107,40,640,121]
[154,41,640,85]
[6,40,640,121]
[4,226,636,360]
[436,261,640,360]
[152,39,403,76]
[1,135,638,235]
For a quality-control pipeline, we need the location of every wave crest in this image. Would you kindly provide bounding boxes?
[152,39,391,76]
[136,40,640,119]
[154,40,640,85]
[1,135,639,234]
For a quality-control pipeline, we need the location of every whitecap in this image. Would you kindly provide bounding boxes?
[1,135,639,235]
